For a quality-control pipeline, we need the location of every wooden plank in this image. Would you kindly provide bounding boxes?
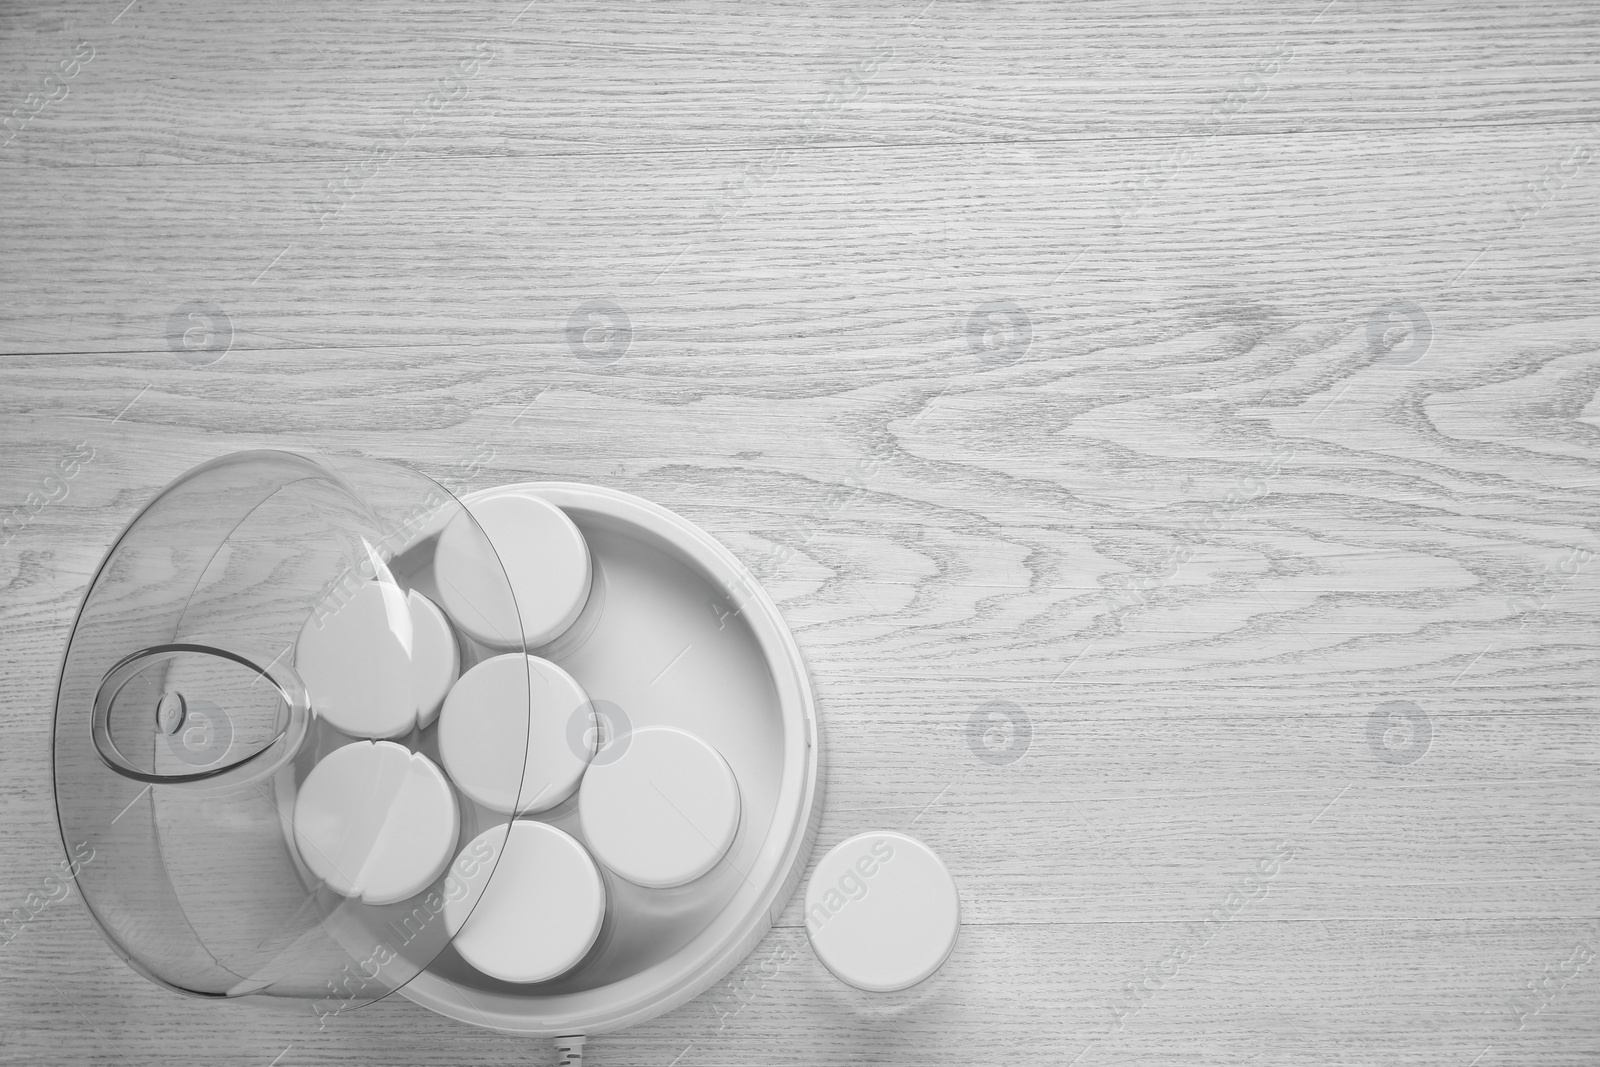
[1,0,1597,1063]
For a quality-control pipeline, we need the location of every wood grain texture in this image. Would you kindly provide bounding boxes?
[2,0,1598,1064]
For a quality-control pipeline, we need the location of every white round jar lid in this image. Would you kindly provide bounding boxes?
[438,654,593,815]
[295,583,459,738]
[432,489,591,650]
[405,590,459,729]
[578,725,740,889]
[291,740,459,906]
[443,821,606,985]
[804,831,959,992]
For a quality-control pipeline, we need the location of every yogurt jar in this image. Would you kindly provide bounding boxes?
[443,821,607,985]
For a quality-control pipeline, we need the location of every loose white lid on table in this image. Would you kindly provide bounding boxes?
[295,582,460,738]
[578,725,740,889]
[291,740,459,906]
[438,654,594,815]
[804,831,959,992]
[443,821,605,985]
[432,489,592,650]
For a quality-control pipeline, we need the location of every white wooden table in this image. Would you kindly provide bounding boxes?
[2,1,1598,1063]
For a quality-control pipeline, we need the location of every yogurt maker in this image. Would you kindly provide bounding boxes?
[51,451,822,1044]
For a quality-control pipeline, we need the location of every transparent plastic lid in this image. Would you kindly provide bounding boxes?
[52,451,535,1017]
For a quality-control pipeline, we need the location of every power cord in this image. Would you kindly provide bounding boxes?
[554,1034,586,1066]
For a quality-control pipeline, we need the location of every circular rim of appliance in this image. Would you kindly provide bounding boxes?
[395,482,822,1036]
